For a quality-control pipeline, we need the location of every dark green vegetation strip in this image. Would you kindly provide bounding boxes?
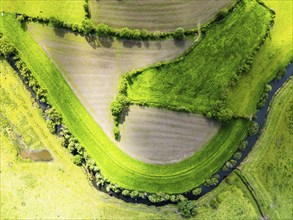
[0,12,250,193]
[125,0,272,116]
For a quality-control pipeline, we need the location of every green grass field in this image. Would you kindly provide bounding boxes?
[240,78,293,219]
[1,0,85,24]
[226,0,293,117]
[195,172,260,219]
[0,13,249,193]
[0,59,180,219]
[126,0,271,114]
[0,59,263,219]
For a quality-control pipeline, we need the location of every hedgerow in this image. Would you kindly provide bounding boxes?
[0,34,252,210]
[111,0,275,137]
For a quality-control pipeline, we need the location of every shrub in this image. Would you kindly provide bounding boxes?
[178,200,198,217]
[122,190,130,196]
[174,27,185,39]
[113,126,120,140]
[49,16,63,28]
[239,140,248,151]
[130,190,139,199]
[0,37,17,58]
[110,101,123,116]
[210,198,219,209]
[233,151,242,160]
[119,27,132,39]
[96,23,112,36]
[82,19,94,34]
[73,155,82,166]
[248,121,259,136]
[16,15,26,23]
[192,188,202,196]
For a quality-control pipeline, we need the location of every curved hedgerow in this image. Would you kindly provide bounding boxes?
[0,0,273,200]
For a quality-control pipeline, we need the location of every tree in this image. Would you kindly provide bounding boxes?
[174,27,185,39]
[210,198,219,209]
[82,19,94,34]
[178,200,198,217]
[73,155,82,166]
[96,23,112,36]
[192,188,202,196]
[248,121,259,136]
[16,15,25,23]
[49,17,63,28]
[0,37,17,58]
[110,101,123,116]
[119,27,132,39]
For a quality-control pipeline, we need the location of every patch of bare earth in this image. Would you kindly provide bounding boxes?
[28,23,193,140]
[90,0,233,32]
[119,106,220,164]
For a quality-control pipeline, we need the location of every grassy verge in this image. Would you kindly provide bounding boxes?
[1,0,86,25]
[122,0,272,116]
[240,78,293,219]
[0,59,181,219]
[226,0,293,117]
[195,172,260,219]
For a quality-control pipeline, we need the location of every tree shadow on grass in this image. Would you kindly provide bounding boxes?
[20,22,28,31]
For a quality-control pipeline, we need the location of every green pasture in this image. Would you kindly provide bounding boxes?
[240,78,293,219]
[227,0,293,117]
[1,0,85,25]
[0,60,261,219]
[126,0,271,114]
[0,13,248,193]
[195,172,260,219]
[0,60,179,219]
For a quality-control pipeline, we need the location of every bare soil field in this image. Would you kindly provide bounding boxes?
[90,0,233,32]
[119,106,220,164]
[28,23,193,140]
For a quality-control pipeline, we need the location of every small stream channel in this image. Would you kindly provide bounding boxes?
[7,56,293,206]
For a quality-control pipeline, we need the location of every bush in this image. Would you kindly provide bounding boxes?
[248,121,259,136]
[113,126,120,140]
[233,151,242,160]
[174,27,185,39]
[210,198,219,209]
[119,27,132,39]
[178,201,198,217]
[82,19,94,34]
[16,15,26,23]
[73,155,82,166]
[0,37,17,58]
[111,101,123,116]
[122,190,130,196]
[96,23,112,36]
[192,188,202,196]
[130,190,139,199]
[49,16,63,28]
[239,140,248,151]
